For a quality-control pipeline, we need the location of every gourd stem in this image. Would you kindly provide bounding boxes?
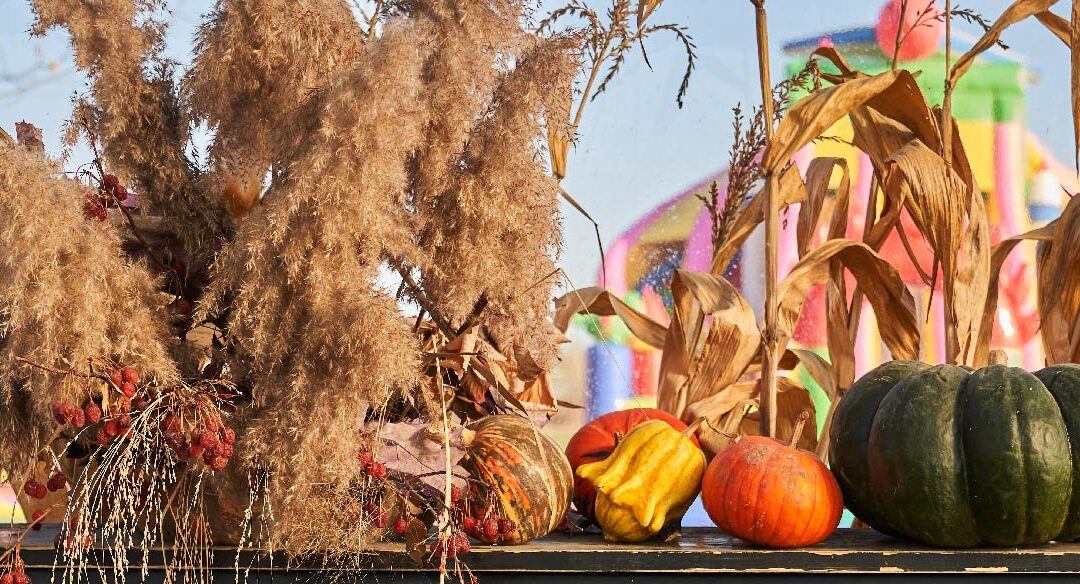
[789,411,810,448]
[683,417,707,437]
[988,349,1008,366]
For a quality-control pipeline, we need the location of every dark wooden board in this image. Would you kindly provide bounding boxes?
[5,527,1080,581]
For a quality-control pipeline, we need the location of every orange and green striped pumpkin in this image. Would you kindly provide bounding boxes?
[460,415,572,544]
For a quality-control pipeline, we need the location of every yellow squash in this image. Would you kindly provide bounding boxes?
[575,419,705,542]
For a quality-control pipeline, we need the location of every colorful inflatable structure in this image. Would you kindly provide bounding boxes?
[580,0,1079,425]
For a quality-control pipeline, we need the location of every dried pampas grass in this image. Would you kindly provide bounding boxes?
[0,142,175,479]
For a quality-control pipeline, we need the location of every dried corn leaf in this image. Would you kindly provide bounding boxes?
[797,157,852,258]
[711,164,807,273]
[778,239,920,360]
[1074,1,1080,168]
[953,186,991,365]
[553,287,667,349]
[659,270,759,417]
[809,46,863,82]
[951,0,1060,84]
[1037,10,1071,45]
[825,280,856,391]
[762,70,903,174]
[686,377,816,457]
[974,222,1056,365]
[792,349,836,401]
[1037,195,1080,362]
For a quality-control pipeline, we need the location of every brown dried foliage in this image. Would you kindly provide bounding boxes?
[0,142,175,478]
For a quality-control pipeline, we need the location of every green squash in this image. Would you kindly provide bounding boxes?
[830,360,1078,547]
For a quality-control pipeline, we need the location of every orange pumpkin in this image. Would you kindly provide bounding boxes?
[701,413,841,548]
[565,408,698,521]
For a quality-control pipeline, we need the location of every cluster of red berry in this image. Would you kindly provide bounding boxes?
[162,414,236,472]
[456,483,516,544]
[81,174,128,222]
[0,559,30,584]
[20,471,65,502]
[50,366,142,447]
[429,532,471,559]
[357,449,387,478]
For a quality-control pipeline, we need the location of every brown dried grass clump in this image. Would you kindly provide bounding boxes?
[185,0,364,206]
[33,0,227,264]
[0,142,175,479]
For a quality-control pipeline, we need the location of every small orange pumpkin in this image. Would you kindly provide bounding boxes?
[701,413,841,548]
[565,408,698,521]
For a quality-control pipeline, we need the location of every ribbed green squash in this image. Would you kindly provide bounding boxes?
[830,360,1079,547]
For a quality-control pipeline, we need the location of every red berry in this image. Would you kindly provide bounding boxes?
[33,484,47,499]
[10,574,26,584]
[189,444,205,458]
[22,479,37,497]
[209,456,228,472]
[117,413,132,428]
[202,449,215,465]
[113,185,127,201]
[119,382,136,398]
[131,397,148,411]
[454,533,471,554]
[95,427,110,445]
[161,415,181,434]
[30,509,45,529]
[221,427,236,445]
[109,370,122,387]
[47,472,66,492]
[84,402,102,424]
[104,419,120,437]
[120,367,138,385]
[51,401,66,424]
[372,462,387,478]
[69,408,85,428]
[483,518,500,540]
[197,430,218,449]
[363,502,377,513]
[462,516,477,534]
[357,450,372,465]
[498,518,516,535]
[393,517,408,535]
[1,573,13,584]
[203,417,220,433]
[450,485,462,503]
[102,174,119,191]
[374,512,389,529]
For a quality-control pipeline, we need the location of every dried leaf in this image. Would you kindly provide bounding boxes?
[553,287,667,349]
[659,270,760,417]
[825,280,856,391]
[762,70,903,174]
[778,239,920,360]
[792,348,836,401]
[1074,0,1080,168]
[405,518,428,562]
[797,157,851,258]
[809,46,863,82]
[711,164,807,273]
[1037,195,1080,362]
[950,0,1059,84]
[974,222,1056,365]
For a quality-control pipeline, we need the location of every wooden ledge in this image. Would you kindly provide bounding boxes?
[5,527,1080,580]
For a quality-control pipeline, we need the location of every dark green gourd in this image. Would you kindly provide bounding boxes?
[830,357,1078,547]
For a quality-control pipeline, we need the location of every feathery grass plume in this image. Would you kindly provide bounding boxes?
[420,35,579,368]
[32,0,227,265]
[0,142,175,480]
[199,19,434,552]
[402,0,531,224]
[185,0,364,211]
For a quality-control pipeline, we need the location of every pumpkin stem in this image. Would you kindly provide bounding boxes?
[988,349,1008,366]
[613,431,624,446]
[789,411,810,448]
[459,427,476,448]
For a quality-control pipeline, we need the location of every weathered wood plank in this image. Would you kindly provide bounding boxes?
[5,527,1080,577]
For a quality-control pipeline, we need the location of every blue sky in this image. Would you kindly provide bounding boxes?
[0,0,1074,289]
